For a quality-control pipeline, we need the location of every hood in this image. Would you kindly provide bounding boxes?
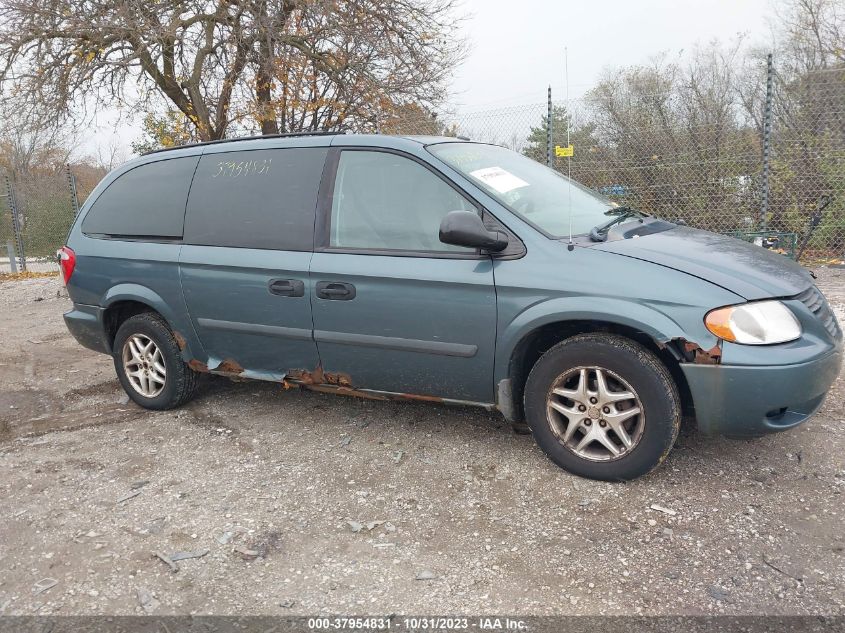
[592,226,813,301]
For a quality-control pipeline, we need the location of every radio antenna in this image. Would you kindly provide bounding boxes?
[565,47,574,248]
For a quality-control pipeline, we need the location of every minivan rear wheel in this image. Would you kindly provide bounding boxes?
[524,333,680,481]
[113,312,201,410]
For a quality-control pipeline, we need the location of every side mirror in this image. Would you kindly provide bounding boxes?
[439,211,509,252]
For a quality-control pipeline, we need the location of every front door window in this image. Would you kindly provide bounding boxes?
[330,151,476,253]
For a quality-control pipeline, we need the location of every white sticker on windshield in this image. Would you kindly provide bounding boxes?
[469,166,529,194]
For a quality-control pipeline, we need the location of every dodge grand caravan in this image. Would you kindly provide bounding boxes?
[59,133,843,481]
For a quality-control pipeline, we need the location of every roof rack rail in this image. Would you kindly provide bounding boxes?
[141,130,338,156]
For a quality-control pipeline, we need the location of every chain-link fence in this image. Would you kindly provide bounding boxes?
[395,99,768,234]
[0,164,103,274]
[391,64,845,264]
[1,59,842,275]
[1,168,75,273]
[768,67,845,260]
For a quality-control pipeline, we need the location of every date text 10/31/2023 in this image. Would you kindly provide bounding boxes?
[306,617,529,631]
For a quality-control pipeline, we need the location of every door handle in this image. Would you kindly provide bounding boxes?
[268,279,305,297]
[316,281,356,300]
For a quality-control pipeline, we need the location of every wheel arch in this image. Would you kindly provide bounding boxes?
[101,284,199,359]
[103,299,160,351]
[496,302,695,424]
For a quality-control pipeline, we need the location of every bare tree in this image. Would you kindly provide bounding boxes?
[583,45,759,224]
[0,0,466,141]
[0,103,76,175]
[95,136,128,172]
[274,0,468,135]
[775,0,845,72]
[762,0,845,246]
[585,57,684,214]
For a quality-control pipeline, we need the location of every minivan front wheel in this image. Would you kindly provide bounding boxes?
[524,333,680,481]
[113,313,201,410]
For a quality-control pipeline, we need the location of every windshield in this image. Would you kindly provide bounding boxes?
[428,142,616,238]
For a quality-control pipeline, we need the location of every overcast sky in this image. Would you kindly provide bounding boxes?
[449,0,775,109]
[83,0,778,159]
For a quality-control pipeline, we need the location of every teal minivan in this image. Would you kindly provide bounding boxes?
[59,133,843,481]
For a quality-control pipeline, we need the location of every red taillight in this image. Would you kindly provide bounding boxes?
[57,246,76,284]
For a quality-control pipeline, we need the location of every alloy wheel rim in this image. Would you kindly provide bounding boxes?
[546,366,645,462]
[122,334,166,398]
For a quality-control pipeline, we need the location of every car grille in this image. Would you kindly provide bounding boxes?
[795,285,841,339]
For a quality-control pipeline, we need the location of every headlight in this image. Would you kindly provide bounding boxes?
[704,300,801,345]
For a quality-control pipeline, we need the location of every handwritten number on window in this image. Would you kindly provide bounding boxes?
[211,158,272,178]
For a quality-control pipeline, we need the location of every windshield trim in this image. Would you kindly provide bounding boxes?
[425,141,616,240]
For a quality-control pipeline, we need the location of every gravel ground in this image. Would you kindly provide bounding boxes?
[0,270,844,616]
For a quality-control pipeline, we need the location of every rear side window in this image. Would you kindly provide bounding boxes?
[184,147,327,251]
[82,156,199,237]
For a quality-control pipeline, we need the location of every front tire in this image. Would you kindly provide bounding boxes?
[524,333,680,481]
[113,312,201,410]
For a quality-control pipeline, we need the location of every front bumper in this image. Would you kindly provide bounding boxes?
[681,346,843,437]
[64,304,109,354]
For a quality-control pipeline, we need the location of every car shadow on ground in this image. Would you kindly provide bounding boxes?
[181,374,787,483]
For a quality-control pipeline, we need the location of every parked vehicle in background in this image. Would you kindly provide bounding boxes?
[59,133,843,481]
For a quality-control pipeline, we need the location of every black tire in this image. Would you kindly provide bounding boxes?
[524,333,680,481]
[113,312,201,410]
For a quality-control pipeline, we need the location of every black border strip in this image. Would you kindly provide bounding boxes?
[0,616,842,633]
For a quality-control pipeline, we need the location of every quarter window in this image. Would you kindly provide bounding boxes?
[82,156,199,237]
[184,147,327,251]
[329,151,476,252]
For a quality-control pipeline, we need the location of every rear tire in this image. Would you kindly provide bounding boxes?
[113,312,201,410]
[524,333,680,481]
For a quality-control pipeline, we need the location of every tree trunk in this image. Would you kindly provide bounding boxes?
[255,4,280,137]
[256,67,279,135]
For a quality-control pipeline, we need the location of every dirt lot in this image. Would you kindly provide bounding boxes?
[1,270,844,616]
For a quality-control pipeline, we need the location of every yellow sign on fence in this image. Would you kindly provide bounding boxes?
[555,144,574,157]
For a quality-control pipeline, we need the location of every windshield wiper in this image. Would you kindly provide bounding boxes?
[589,206,650,242]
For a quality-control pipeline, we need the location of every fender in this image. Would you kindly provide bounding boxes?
[101,283,206,362]
[493,295,719,386]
